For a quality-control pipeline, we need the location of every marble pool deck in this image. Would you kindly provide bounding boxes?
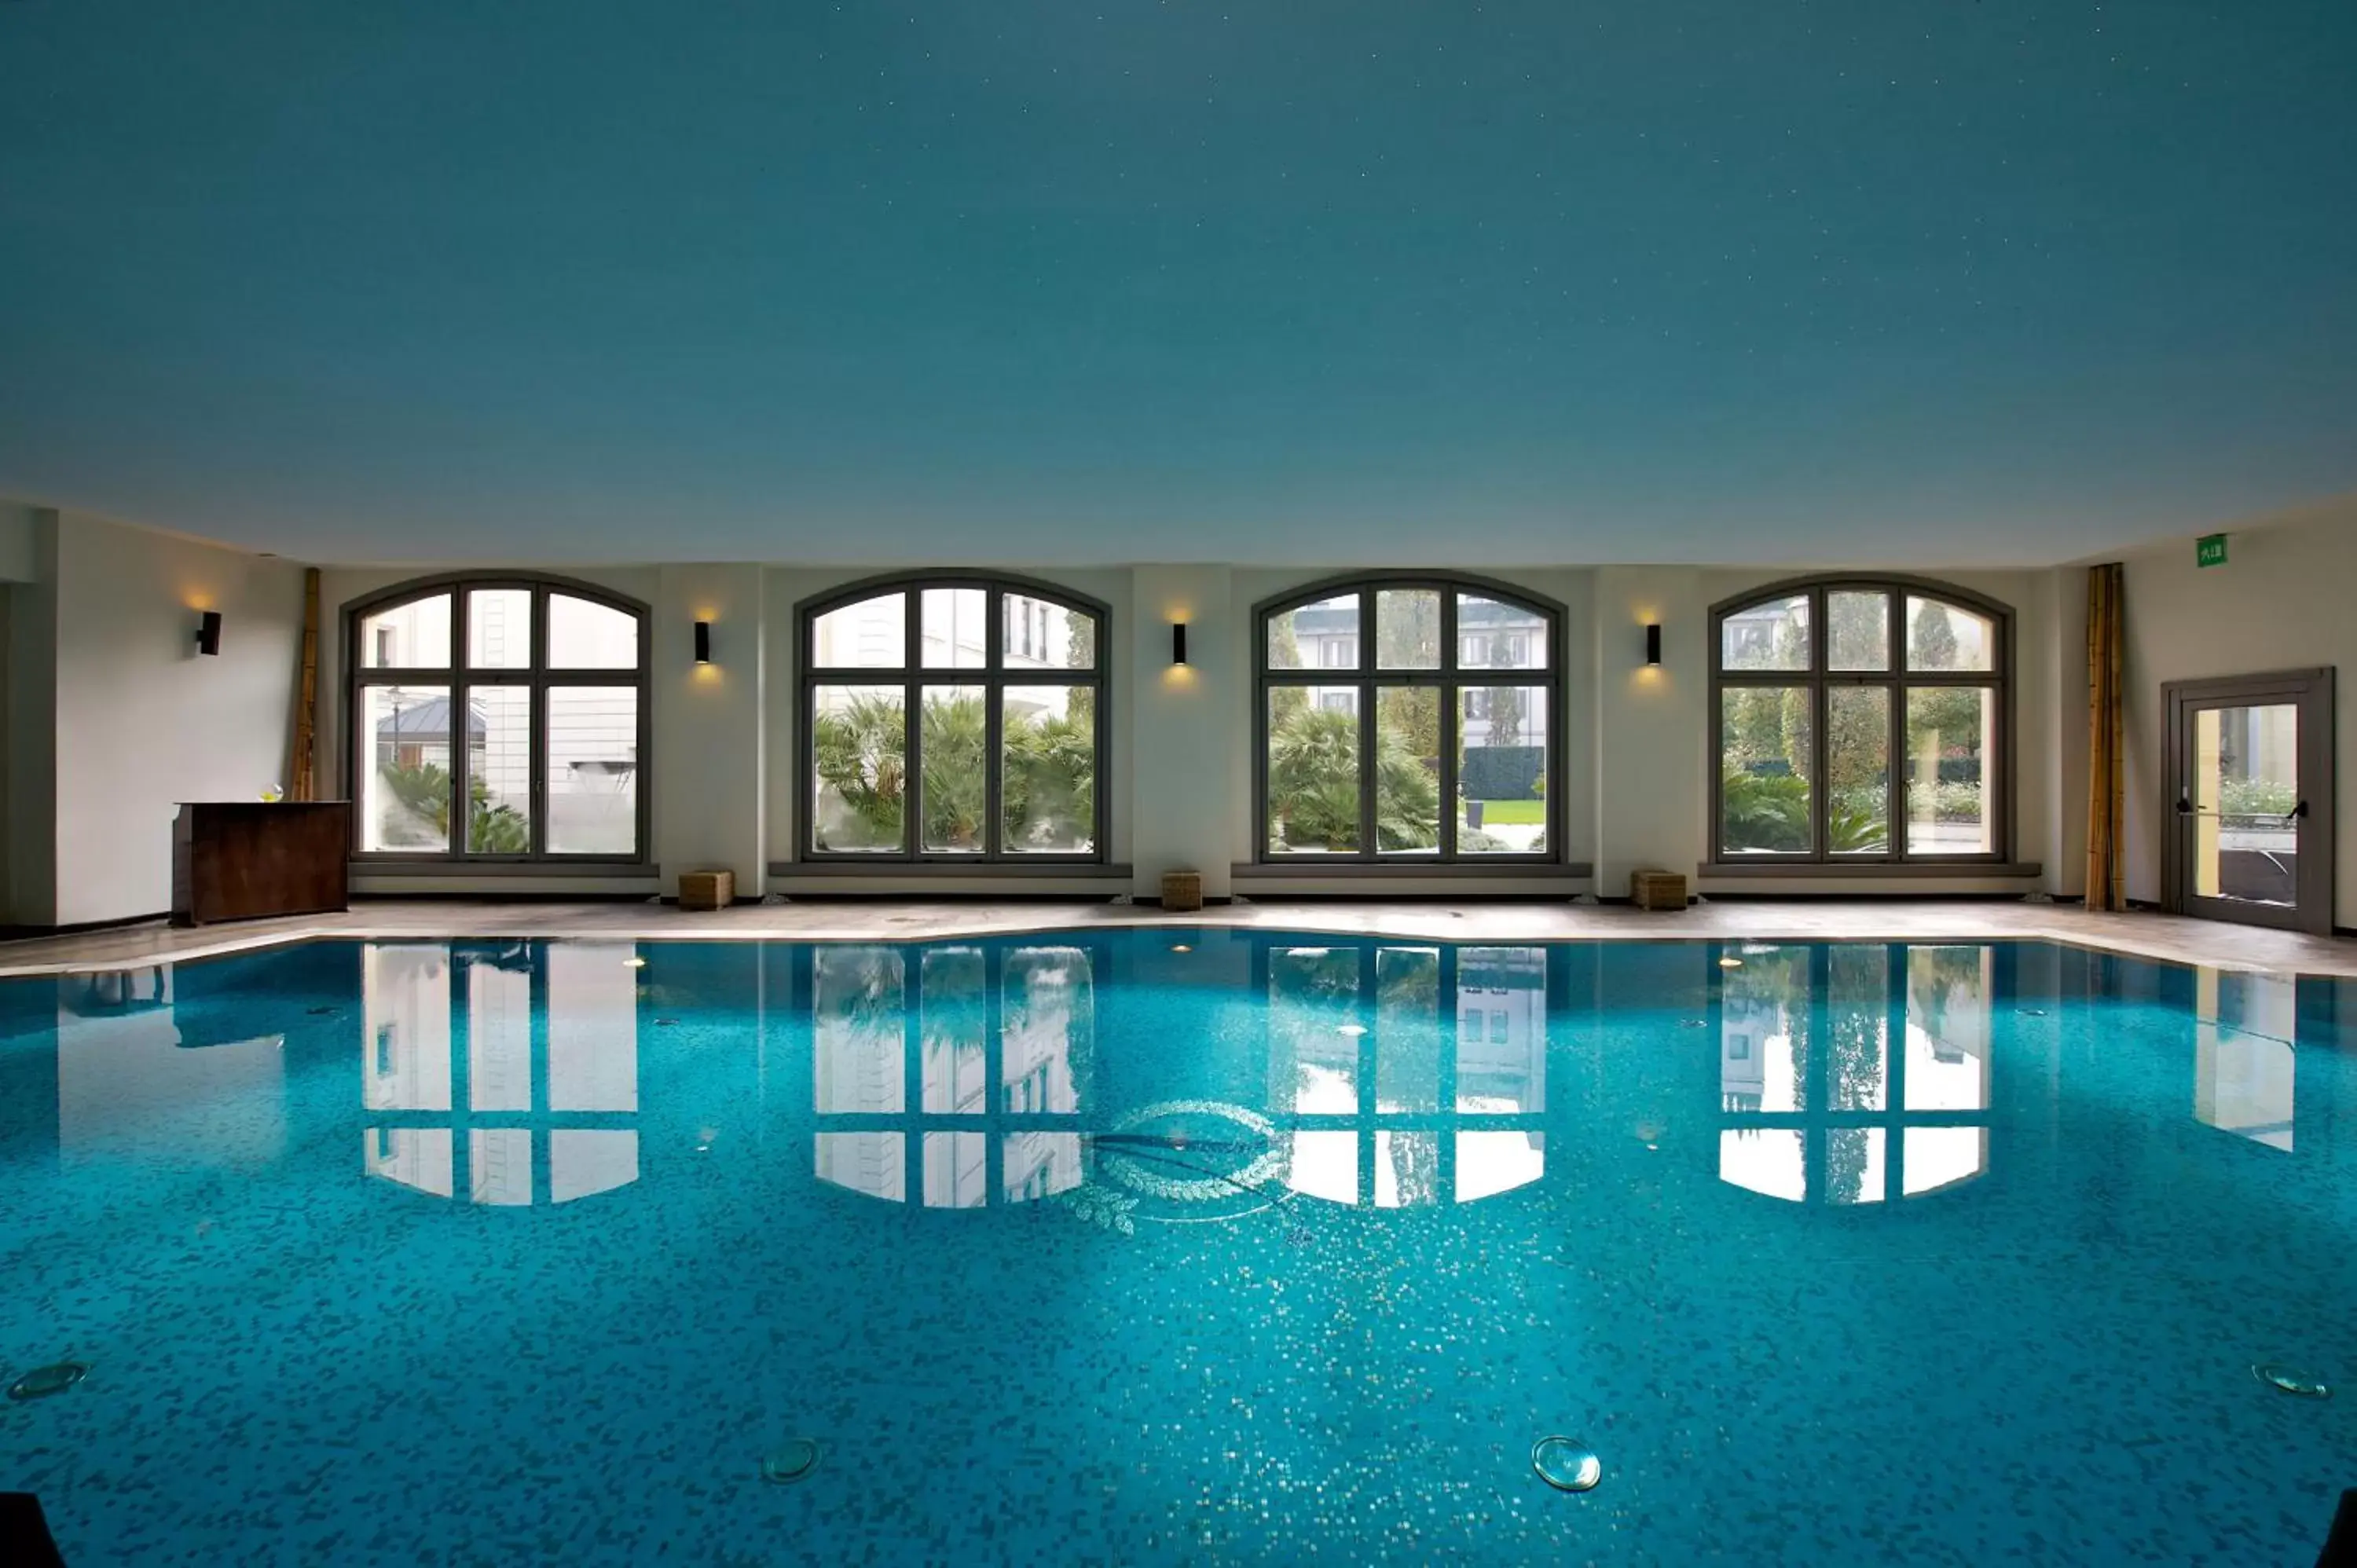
[2,897,2354,980]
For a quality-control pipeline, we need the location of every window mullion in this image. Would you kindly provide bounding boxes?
[1439,589,1459,859]
[451,589,471,858]
[1885,676,1904,863]
[533,665,549,848]
[983,590,1003,857]
[902,677,920,857]
[984,686,1005,859]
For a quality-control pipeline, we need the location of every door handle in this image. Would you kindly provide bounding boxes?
[2286,800,2309,822]
[2175,797,2193,815]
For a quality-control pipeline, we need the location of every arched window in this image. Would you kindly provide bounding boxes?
[1254,575,1562,861]
[1711,577,2009,864]
[347,575,649,860]
[800,574,1107,860]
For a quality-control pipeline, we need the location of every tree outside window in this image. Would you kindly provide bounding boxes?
[1714,580,2003,863]
[805,578,1105,861]
[1259,578,1556,862]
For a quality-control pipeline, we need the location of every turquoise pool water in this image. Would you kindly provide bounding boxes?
[0,932,2349,1564]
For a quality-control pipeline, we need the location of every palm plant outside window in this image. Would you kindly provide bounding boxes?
[1255,576,1561,862]
[1712,577,2010,864]
[802,576,1106,860]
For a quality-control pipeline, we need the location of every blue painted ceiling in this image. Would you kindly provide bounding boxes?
[1,0,2352,565]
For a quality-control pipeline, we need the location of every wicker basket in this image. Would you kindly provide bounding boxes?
[1629,870,1688,911]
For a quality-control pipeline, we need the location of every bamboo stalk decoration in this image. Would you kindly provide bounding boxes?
[289,567,321,801]
[2082,562,2125,910]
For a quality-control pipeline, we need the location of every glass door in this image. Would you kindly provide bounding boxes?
[2163,671,2335,934]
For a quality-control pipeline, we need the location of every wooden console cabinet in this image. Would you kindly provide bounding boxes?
[172,802,352,926]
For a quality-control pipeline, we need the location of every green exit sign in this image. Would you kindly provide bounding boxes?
[2197,533,2228,568]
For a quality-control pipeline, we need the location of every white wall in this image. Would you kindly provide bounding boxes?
[46,512,306,925]
[1134,565,1236,899]
[2113,498,2357,927]
[28,495,2357,927]
[1595,566,1707,892]
[654,564,766,896]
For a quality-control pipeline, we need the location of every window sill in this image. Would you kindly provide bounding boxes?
[771,861,1133,881]
[1234,860,1593,881]
[1700,860,2044,880]
[351,859,653,878]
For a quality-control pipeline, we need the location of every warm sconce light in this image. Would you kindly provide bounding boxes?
[195,610,223,657]
[694,621,713,664]
[1644,623,1662,665]
[1171,622,1189,665]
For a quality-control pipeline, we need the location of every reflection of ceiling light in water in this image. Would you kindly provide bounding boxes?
[1171,944,1193,953]
[625,957,647,969]
[1337,1024,1368,1036]
[2254,1364,2331,1398]
[761,1439,822,1483]
[7,1362,89,1402]
[1532,1435,1602,1491]
[1718,957,1743,969]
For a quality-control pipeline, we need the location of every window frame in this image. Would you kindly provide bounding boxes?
[1252,571,1566,866]
[344,572,653,865]
[797,571,1111,865]
[1708,573,2014,869]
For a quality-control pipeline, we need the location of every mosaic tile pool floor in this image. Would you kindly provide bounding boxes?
[0,932,2350,1565]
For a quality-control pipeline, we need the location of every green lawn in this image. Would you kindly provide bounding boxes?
[1471,799,1544,825]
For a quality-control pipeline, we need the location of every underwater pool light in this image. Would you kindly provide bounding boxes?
[7,1361,89,1402]
[624,956,647,969]
[1337,1023,1368,1037]
[1532,1435,1602,1492]
[762,1438,822,1483]
[2255,1364,2331,1398]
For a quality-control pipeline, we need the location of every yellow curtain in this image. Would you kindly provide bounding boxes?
[2084,563,2126,910]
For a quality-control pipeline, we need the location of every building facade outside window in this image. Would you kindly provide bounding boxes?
[1711,576,2011,865]
[347,576,648,861]
[1255,574,1562,862]
[800,574,1107,861]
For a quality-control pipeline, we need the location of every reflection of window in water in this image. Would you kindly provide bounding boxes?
[1906,946,1991,1112]
[814,947,904,1116]
[922,948,987,1115]
[812,946,1091,1206]
[1717,944,1991,1203]
[1270,945,1548,1207]
[2193,969,2294,1152]
[363,943,640,1206]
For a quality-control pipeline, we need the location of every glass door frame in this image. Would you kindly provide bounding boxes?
[2161,669,2335,935]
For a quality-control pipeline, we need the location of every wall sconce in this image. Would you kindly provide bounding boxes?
[1171,622,1189,665]
[693,621,713,664]
[195,610,223,657]
[1644,623,1662,666]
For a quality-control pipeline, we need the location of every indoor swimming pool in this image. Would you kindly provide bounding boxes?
[0,932,2348,1564]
